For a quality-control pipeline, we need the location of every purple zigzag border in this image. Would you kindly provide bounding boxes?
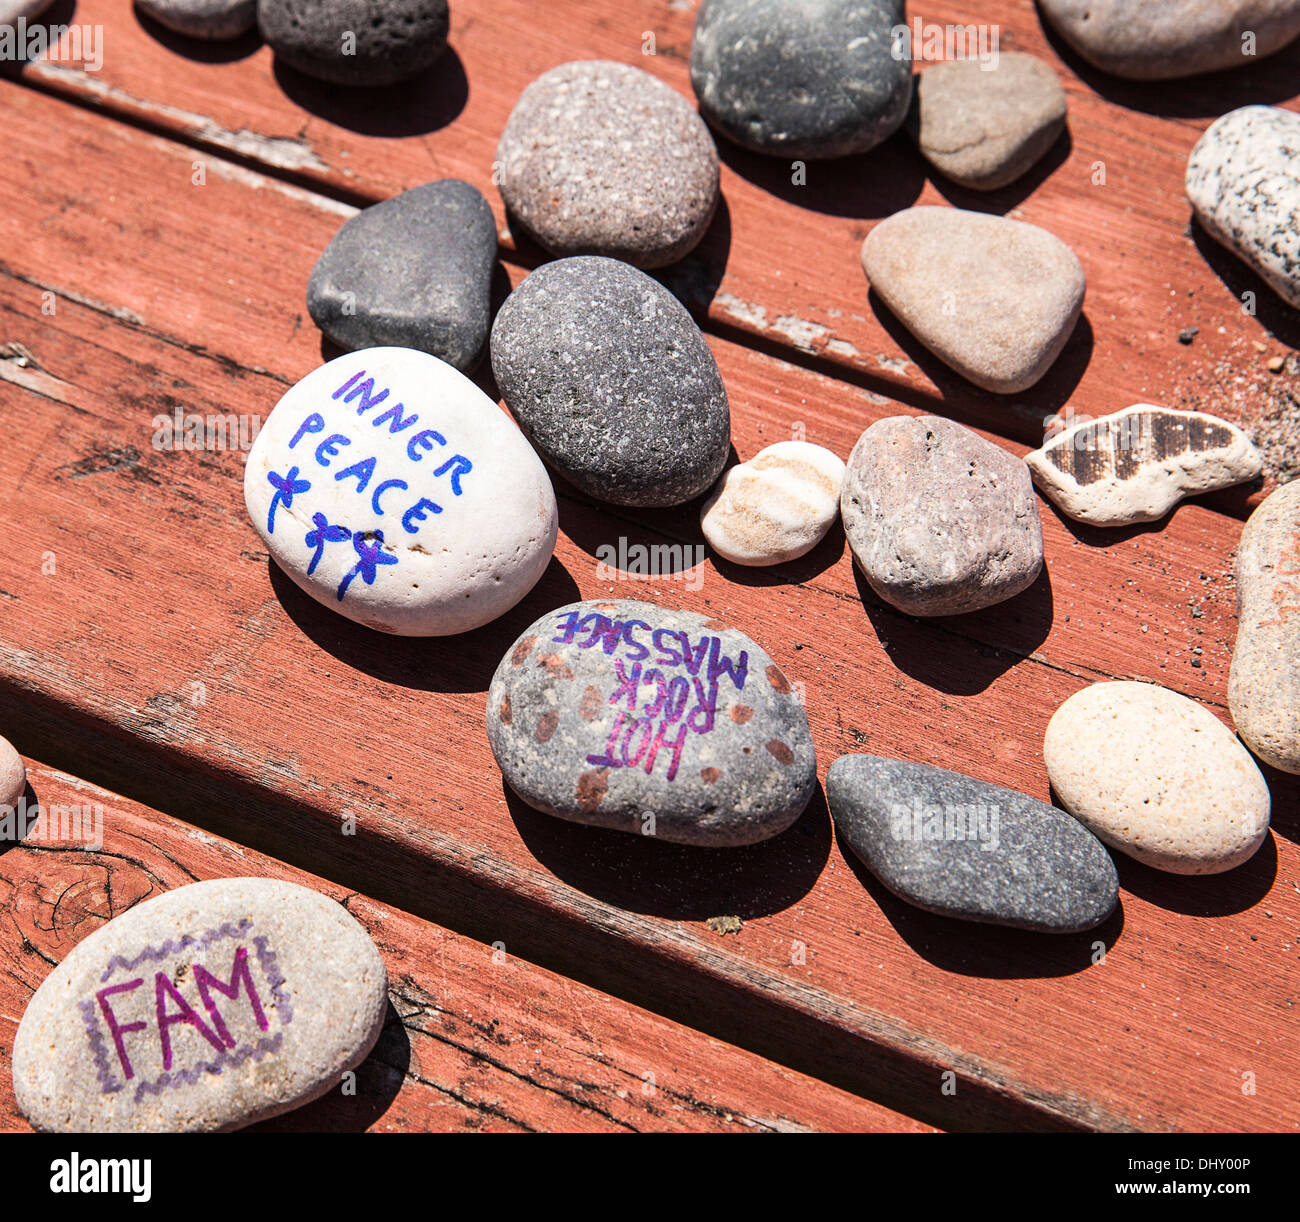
[78,998,123,1095]
[99,918,253,983]
[131,1033,285,1104]
[253,934,294,1025]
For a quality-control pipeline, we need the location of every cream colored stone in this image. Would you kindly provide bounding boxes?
[1026,404,1261,526]
[700,442,845,566]
[1044,681,1270,874]
[0,735,24,809]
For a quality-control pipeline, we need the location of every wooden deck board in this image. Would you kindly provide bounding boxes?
[15,0,1299,493]
[0,77,1294,1131]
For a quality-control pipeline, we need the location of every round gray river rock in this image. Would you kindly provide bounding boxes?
[690,0,911,159]
[137,0,256,38]
[490,257,731,508]
[487,600,817,847]
[307,180,497,373]
[496,61,720,269]
[827,754,1120,933]
[13,878,388,1132]
[259,0,449,86]
[841,415,1044,616]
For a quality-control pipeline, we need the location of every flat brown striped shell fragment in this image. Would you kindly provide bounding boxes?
[1025,404,1261,527]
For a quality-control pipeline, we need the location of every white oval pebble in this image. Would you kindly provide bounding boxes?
[701,442,845,566]
[0,734,25,810]
[244,348,558,636]
[13,878,388,1132]
[1044,681,1271,875]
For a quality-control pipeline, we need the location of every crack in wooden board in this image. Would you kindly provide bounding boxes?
[10,0,1299,495]
[0,81,1293,1130]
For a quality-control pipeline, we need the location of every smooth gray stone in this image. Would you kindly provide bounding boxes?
[137,0,256,39]
[259,0,449,86]
[827,754,1120,933]
[307,180,496,372]
[490,257,731,508]
[690,0,911,159]
[487,600,817,846]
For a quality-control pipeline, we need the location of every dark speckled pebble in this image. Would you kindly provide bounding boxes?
[690,0,911,159]
[487,600,816,847]
[259,0,449,87]
[307,180,496,372]
[490,257,731,508]
[827,754,1119,933]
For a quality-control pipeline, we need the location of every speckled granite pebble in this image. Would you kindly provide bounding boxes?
[1045,682,1271,874]
[137,0,256,39]
[0,735,25,810]
[259,0,449,86]
[497,61,719,269]
[13,878,387,1132]
[1027,405,1262,526]
[827,755,1119,933]
[1229,480,1300,774]
[487,600,816,846]
[1186,106,1300,309]
[690,0,911,159]
[841,415,1043,616]
[307,180,496,372]
[701,442,845,566]
[861,207,1085,394]
[490,257,731,508]
[1039,0,1300,80]
[910,53,1067,190]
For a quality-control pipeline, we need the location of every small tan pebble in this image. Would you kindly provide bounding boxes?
[1267,355,1286,373]
[0,735,25,809]
[1044,681,1271,874]
[1026,403,1261,526]
[701,441,845,566]
[1253,341,1269,353]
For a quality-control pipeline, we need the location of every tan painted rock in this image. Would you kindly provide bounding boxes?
[861,207,1085,394]
[1044,682,1271,874]
[0,734,25,810]
[1026,404,1262,526]
[13,878,388,1132]
[701,442,845,566]
[1229,480,1300,774]
[911,53,1067,191]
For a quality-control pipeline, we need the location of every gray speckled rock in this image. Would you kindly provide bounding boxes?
[827,755,1119,933]
[910,54,1067,191]
[137,0,256,38]
[259,0,449,86]
[842,415,1043,616]
[496,61,719,270]
[1039,0,1300,80]
[487,600,816,846]
[307,180,496,373]
[861,206,1085,394]
[13,878,388,1132]
[690,0,911,159]
[490,257,731,508]
[1229,481,1300,774]
[1186,106,1300,309]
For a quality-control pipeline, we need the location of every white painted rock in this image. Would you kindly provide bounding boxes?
[700,442,845,566]
[861,207,1085,394]
[1186,106,1300,309]
[0,734,25,809]
[13,878,388,1132]
[1026,404,1262,526]
[1044,682,1271,874]
[1229,480,1300,774]
[245,348,558,636]
[0,0,54,26]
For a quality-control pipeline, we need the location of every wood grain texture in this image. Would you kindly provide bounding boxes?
[0,78,1294,1132]
[0,761,922,1132]
[15,0,1299,492]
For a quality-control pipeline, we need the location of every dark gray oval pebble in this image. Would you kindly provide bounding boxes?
[827,754,1119,933]
[137,0,256,39]
[690,0,911,159]
[490,257,731,508]
[307,180,496,372]
[259,0,449,87]
[487,600,817,846]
